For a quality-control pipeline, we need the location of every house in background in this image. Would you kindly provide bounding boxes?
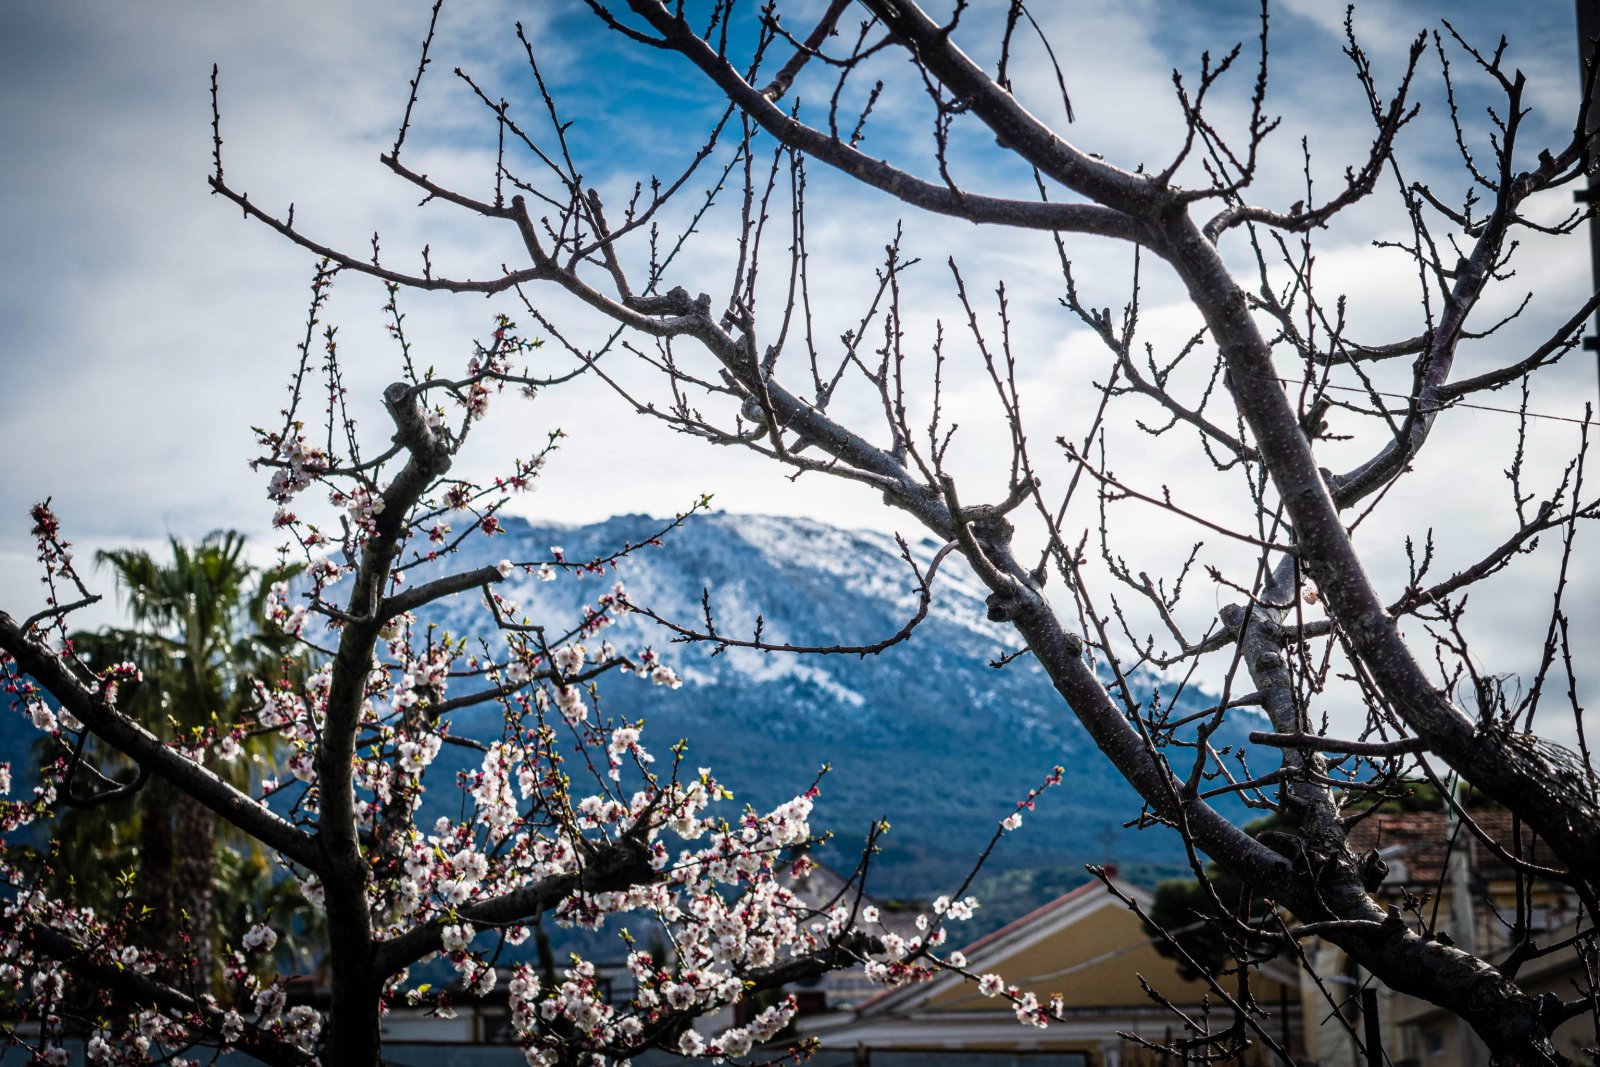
[341,815,1592,1067]
[799,866,1303,1067]
[1300,811,1590,1067]
[375,960,640,1051]
[782,858,931,1016]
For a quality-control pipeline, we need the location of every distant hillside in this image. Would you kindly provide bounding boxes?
[414,512,1262,898]
[3,512,1259,952]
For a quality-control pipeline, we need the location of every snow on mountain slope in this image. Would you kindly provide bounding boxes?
[413,512,1262,892]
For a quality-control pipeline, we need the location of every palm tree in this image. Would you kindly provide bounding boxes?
[57,531,307,980]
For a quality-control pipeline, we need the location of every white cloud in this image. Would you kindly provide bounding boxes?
[2,0,1593,742]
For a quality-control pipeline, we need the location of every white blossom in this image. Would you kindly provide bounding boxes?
[441,923,474,952]
[242,923,278,951]
[553,645,586,675]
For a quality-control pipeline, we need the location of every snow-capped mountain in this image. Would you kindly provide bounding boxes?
[415,512,1262,894]
[2,510,1264,947]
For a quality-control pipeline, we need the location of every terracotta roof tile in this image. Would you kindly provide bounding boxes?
[1344,811,1557,887]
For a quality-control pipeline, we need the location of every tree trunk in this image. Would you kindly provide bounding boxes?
[135,782,176,964]
[172,792,217,984]
[323,951,383,1065]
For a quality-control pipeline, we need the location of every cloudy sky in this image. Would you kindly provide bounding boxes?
[2,0,1595,744]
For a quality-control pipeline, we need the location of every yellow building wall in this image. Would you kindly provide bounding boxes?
[927,901,1220,1010]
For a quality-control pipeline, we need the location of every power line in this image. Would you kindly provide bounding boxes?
[1270,378,1596,429]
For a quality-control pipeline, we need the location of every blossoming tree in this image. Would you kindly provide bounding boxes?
[171,1,1600,1065]
[0,266,1051,1065]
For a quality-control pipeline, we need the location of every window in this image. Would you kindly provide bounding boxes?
[1423,1029,1446,1058]
[1527,907,1562,932]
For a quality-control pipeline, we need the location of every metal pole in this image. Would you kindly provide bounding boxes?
[1576,0,1600,411]
[1280,983,1293,1065]
[1447,806,1488,1067]
[1361,988,1384,1067]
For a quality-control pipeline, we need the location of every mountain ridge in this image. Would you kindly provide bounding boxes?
[413,511,1262,895]
[1,511,1259,953]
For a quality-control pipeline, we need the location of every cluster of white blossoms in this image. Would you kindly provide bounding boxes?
[838,772,1074,1028]
[327,486,387,545]
[468,742,520,840]
[0,657,137,830]
[934,893,980,922]
[622,646,682,689]
[975,971,1068,1029]
[0,869,329,1067]
[478,777,826,1064]
[0,320,1084,1067]
[552,643,585,675]
[457,316,525,421]
[264,579,308,636]
[605,724,653,781]
[554,683,588,725]
[242,923,279,952]
[259,432,330,505]
[263,745,842,1066]
[5,598,1068,1064]
[318,691,1042,1065]
[397,732,443,776]
[676,997,797,1062]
